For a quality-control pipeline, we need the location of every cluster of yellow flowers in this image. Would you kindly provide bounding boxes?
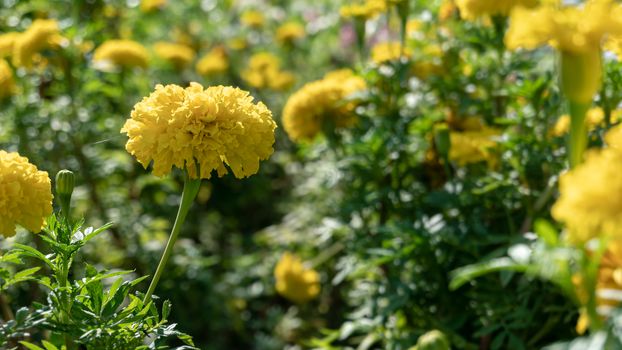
[456,0,537,20]
[449,128,500,166]
[274,253,320,304]
[153,42,196,70]
[370,41,413,64]
[283,69,366,142]
[121,82,277,179]
[93,39,150,70]
[242,52,295,91]
[196,46,229,77]
[552,107,620,137]
[0,151,53,237]
[0,19,63,68]
[552,124,622,243]
[275,22,305,46]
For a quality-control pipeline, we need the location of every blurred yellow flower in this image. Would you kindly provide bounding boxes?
[121,83,277,179]
[552,107,616,137]
[340,0,386,20]
[154,42,196,69]
[13,19,63,68]
[227,37,248,51]
[283,69,366,142]
[456,0,537,20]
[0,59,15,99]
[275,22,305,45]
[439,0,458,21]
[449,128,500,166]
[371,41,412,64]
[196,47,229,76]
[93,39,149,70]
[241,10,265,28]
[242,52,295,91]
[0,32,19,57]
[274,252,320,304]
[140,0,166,12]
[0,150,53,237]
[552,125,622,243]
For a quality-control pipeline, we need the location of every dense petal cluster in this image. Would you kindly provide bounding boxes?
[0,32,19,57]
[154,42,195,69]
[121,82,277,179]
[449,127,500,166]
[274,253,320,304]
[456,0,537,20]
[505,0,622,54]
[552,125,622,243]
[0,59,15,99]
[13,19,63,68]
[282,69,366,142]
[93,39,149,70]
[242,52,295,91]
[275,22,305,45]
[0,150,53,237]
[196,47,229,76]
[371,41,413,64]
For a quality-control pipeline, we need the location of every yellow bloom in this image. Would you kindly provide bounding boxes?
[340,0,386,20]
[0,32,19,57]
[121,83,277,179]
[605,35,622,60]
[552,107,611,136]
[241,10,265,28]
[93,39,149,70]
[13,19,63,68]
[456,0,537,20]
[274,252,320,304]
[552,125,622,243]
[370,41,412,64]
[449,128,500,166]
[153,42,196,69]
[0,59,15,99]
[227,37,248,51]
[140,0,166,12]
[242,52,294,90]
[196,47,229,76]
[275,22,305,45]
[283,69,366,142]
[505,1,622,54]
[439,0,458,21]
[0,150,53,237]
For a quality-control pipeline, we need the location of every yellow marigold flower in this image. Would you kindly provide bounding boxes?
[153,42,196,69]
[340,0,386,20]
[505,1,622,54]
[0,59,15,99]
[13,19,63,68]
[0,32,19,57]
[456,0,537,20]
[0,150,53,237]
[275,22,305,45]
[449,128,500,166]
[605,35,622,60]
[552,107,608,136]
[242,52,294,90]
[439,0,458,21]
[121,82,277,179]
[268,70,296,91]
[274,252,320,304]
[93,39,149,70]
[140,0,166,12]
[241,10,265,28]
[552,125,622,243]
[283,69,366,142]
[371,41,413,64]
[196,47,229,76]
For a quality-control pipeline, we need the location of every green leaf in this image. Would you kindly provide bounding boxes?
[534,219,559,246]
[41,340,59,350]
[13,244,54,269]
[449,257,530,290]
[19,342,46,350]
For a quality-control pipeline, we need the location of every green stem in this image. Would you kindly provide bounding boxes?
[143,174,201,303]
[568,101,590,168]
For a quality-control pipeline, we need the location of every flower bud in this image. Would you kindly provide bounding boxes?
[411,330,450,350]
[434,123,451,160]
[560,50,602,105]
[55,169,75,198]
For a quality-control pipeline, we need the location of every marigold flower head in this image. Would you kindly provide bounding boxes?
[13,19,63,68]
[121,82,277,179]
[283,69,366,142]
[241,10,265,28]
[242,52,294,90]
[0,32,19,57]
[154,42,196,69]
[552,125,622,243]
[0,150,53,237]
[371,41,413,64]
[456,0,537,20]
[140,0,166,12]
[93,39,149,70]
[340,0,386,20]
[196,47,229,76]
[274,252,320,304]
[449,128,500,166]
[275,22,305,45]
[505,0,622,54]
[0,59,15,99]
